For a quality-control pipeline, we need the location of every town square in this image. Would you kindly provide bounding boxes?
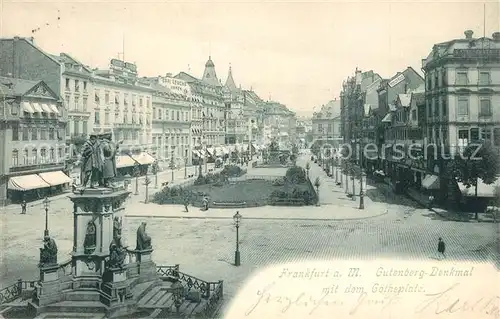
[1,1,500,318]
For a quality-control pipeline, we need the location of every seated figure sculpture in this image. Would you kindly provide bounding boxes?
[108,242,126,269]
[39,235,58,267]
[136,222,152,251]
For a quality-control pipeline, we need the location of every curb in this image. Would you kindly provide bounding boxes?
[125,210,388,222]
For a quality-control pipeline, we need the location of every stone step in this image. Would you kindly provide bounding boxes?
[138,286,163,307]
[64,290,101,302]
[34,311,106,319]
[42,301,107,314]
[132,281,159,302]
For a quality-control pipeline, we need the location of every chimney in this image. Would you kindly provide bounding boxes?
[492,32,500,41]
[464,30,474,39]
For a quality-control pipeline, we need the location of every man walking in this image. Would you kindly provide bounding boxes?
[21,200,27,214]
[437,237,446,260]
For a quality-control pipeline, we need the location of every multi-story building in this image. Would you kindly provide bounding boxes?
[261,101,296,148]
[175,57,226,160]
[92,59,155,172]
[223,66,246,145]
[0,77,68,205]
[421,30,500,200]
[51,54,93,144]
[312,99,341,142]
[243,89,265,147]
[147,74,192,168]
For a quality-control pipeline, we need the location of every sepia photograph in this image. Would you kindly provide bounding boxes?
[0,0,499,318]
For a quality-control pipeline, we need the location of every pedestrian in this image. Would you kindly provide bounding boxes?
[437,237,446,259]
[183,196,189,213]
[21,200,27,214]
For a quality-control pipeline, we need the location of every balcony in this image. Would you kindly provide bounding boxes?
[115,122,142,129]
[9,161,65,174]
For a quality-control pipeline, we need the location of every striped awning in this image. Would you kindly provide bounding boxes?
[8,174,50,191]
[116,155,136,168]
[38,171,71,186]
[192,150,201,157]
[22,102,34,114]
[206,148,215,156]
[49,104,60,115]
[31,102,43,113]
[40,103,53,114]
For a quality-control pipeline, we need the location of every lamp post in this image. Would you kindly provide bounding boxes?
[133,162,140,196]
[43,197,50,237]
[144,175,151,204]
[152,161,159,189]
[233,211,242,266]
[358,138,365,210]
[204,143,208,173]
[184,157,188,179]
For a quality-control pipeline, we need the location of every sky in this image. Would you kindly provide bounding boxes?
[1,0,499,117]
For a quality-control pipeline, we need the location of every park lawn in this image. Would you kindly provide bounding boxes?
[187,179,311,205]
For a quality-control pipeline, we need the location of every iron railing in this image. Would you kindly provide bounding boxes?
[0,279,36,305]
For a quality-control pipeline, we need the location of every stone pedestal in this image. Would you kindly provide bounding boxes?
[39,264,59,283]
[134,249,157,283]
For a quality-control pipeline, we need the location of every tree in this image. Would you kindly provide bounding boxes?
[447,141,500,219]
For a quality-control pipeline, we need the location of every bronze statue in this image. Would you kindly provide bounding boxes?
[113,216,122,245]
[80,133,122,188]
[107,242,126,269]
[136,222,152,251]
[83,221,97,254]
[39,235,58,267]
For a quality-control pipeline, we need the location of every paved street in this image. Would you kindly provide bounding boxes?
[1,158,498,315]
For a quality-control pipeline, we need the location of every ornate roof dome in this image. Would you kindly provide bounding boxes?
[205,56,215,67]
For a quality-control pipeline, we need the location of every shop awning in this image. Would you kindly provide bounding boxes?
[40,103,53,114]
[49,104,60,115]
[31,102,44,113]
[206,148,215,156]
[222,147,229,155]
[458,178,500,197]
[8,174,50,191]
[421,175,440,189]
[382,113,392,123]
[116,155,136,168]
[38,170,72,186]
[131,152,155,165]
[192,150,201,157]
[198,149,206,157]
[22,102,35,114]
[215,147,223,155]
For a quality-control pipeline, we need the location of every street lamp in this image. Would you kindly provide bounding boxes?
[144,174,151,204]
[358,138,365,210]
[133,162,140,195]
[152,161,159,189]
[184,156,188,179]
[43,197,50,237]
[170,150,175,182]
[233,211,242,266]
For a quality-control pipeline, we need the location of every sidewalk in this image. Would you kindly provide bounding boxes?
[0,163,216,212]
[297,156,374,208]
[125,202,388,221]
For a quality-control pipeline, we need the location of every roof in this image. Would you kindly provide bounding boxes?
[51,53,92,73]
[174,72,199,83]
[225,67,238,92]
[398,93,412,107]
[0,76,40,96]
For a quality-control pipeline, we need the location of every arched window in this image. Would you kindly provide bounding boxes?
[12,149,19,166]
[50,147,55,161]
[40,148,47,163]
[32,148,38,164]
[23,148,28,165]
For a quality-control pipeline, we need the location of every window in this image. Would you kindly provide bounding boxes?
[65,78,70,90]
[40,148,47,162]
[65,95,70,108]
[132,95,137,106]
[105,112,109,124]
[23,149,28,165]
[481,127,492,141]
[83,81,87,91]
[94,112,100,124]
[31,128,37,140]
[49,128,55,140]
[177,111,180,121]
[75,80,79,92]
[479,99,491,116]
[441,97,447,117]
[12,150,18,166]
[139,97,143,107]
[470,128,480,141]
[41,128,47,140]
[50,148,55,161]
[158,109,162,120]
[11,103,18,115]
[457,129,468,143]
[124,94,128,106]
[83,97,88,112]
[457,97,469,115]
[434,71,439,88]
[32,148,37,164]
[442,69,447,86]
[105,91,110,104]
[75,97,80,111]
[22,127,29,141]
[456,71,468,85]
[58,148,64,161]
[412,109,417,121]
[115,93,120,105]
[66,123,70,136]
[74,121,79,135]
[95,90,100,103]
[479,72,490,85]
[494,128,500,146]
[433,98,439,117]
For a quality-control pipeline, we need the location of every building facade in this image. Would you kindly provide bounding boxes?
[312,99,341,141]
[149,74,192,168]
[0,77,67,205]
[92,59,155,171]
